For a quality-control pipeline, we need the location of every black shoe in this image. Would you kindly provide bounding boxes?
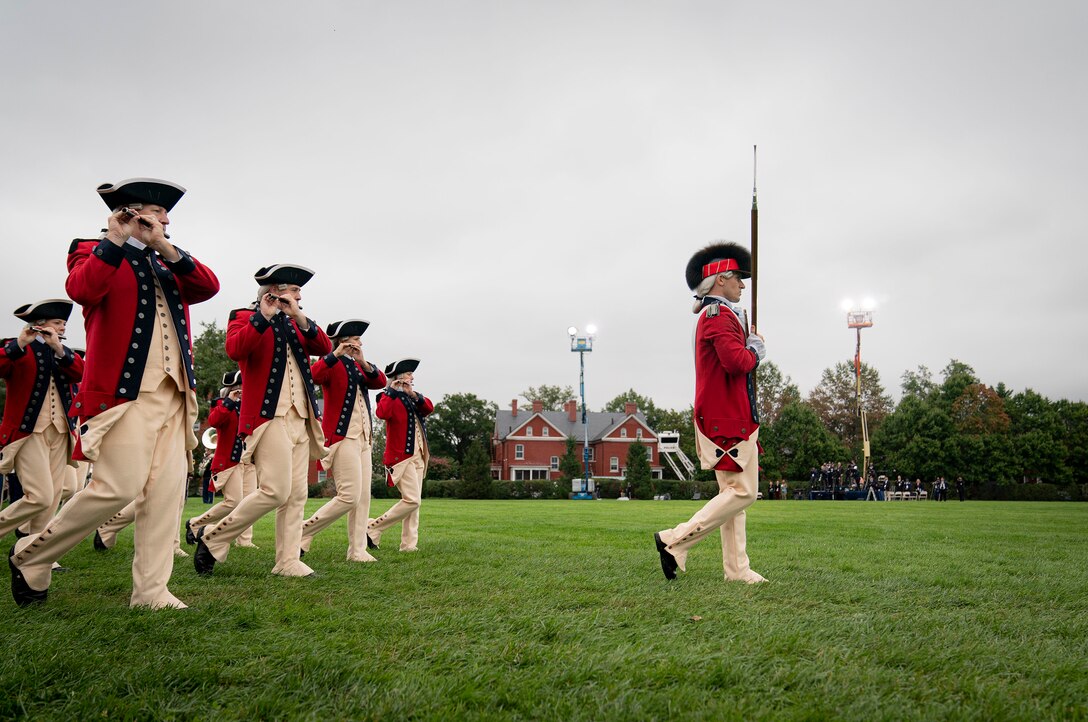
[52,566,71,574]
[193,528,215,577]
[9,547,47,607]
[299,548,306,559]
[366,533,378,550]
[654,533,678,581]
[93,530,108,551]
[185,519,196,546]
[14,529,28,539]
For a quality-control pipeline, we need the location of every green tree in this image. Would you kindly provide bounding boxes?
[755,360,801,425]
[519,385,575,411]
[370,419,390,497]
[759,401,846,480]
[901,365,937,400]
[559,436,584,482]
[807,360,893,455]
[457,440,493,499]
[604,389,662,429]
[938,360,981,410]
[945,383,1014,483]
[1006,389,1070,483]
[426,393,497,465]
[192,321,235,418]
[870,394,954,481]
[624,440,653,499]
[1056,400,1088,484]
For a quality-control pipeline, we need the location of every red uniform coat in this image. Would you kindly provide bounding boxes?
[226,308,332,437]
[65,238,219,419]
[206,396,244,474]
[376,389,434,466]
[0,340,84,446]
[310,353,387,447]
[693,299,760,472]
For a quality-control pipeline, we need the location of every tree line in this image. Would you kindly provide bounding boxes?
[176,323,1088,496]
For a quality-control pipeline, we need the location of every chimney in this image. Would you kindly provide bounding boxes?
[624,402,638,416]
[511,399,518,417]
[532,400,543,414]
[567,399,577,422]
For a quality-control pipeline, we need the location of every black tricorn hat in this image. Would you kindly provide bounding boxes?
[254,264,315,287]
[97,178,186,212]
[222,370,242,387]
[14,299,74,322]
[326,319,370,338]
[685,242,752,290]
[385,358,420,377]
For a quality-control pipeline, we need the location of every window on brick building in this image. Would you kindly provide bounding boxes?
[610,457,619,473]
[550,456,559,470]
[620,428,628,438]
[542,427,549,436]
[526,427,533,437]
[515,444,524,460]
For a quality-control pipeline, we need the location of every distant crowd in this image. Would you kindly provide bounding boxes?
[807,462,967,501]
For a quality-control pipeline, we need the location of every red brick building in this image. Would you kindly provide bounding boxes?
[492,399,662,482]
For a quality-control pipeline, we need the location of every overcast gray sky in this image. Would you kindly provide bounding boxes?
[2,0,1085,414]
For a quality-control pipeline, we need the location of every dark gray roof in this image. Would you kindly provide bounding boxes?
[494,409,656,442]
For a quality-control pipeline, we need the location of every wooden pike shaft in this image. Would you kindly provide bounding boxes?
[751,145,758,330]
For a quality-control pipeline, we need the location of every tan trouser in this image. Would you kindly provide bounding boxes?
[13,379,188,609]
[60,461,88,503]
[96,499,135,547]
[0,426,69,538]
[96,490,186,556]
[657,433,759,578]
[18,456,85,539]
[201,410,313,576]
[369,454,424,552]
[301,437,373,560]
[188,463,257,545]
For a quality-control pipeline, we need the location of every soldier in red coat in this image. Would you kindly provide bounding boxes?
[9,178,220,609]
[0,300,84,540]
[654,242,768,584]
[301,319,387,561]
[193,264,331,578]
[184,370,258,549]
[368,359,434,552]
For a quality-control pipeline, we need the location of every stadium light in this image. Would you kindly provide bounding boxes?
[567,325,596,500]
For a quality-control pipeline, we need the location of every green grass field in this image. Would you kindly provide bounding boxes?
[2,499,1086,721]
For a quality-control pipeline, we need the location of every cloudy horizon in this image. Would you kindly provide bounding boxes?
[2,0,1085,414]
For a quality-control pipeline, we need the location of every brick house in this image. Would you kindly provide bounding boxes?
[492,399,662,481]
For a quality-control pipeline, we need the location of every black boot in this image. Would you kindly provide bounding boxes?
[193,528,216,577]
[9,547,47,607]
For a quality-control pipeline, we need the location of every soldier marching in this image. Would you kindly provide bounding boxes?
[2,176,446,610]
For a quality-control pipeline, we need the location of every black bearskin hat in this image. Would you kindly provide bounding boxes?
[685,241,752,290]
